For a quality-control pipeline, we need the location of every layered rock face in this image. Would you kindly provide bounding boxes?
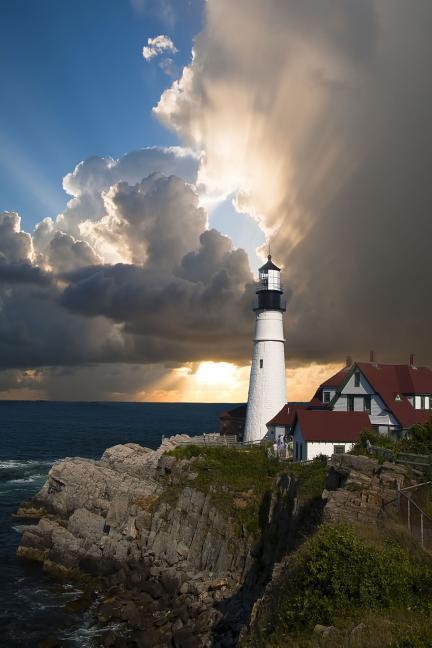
[17,437,298,647]
[324,454,411,526]
[19,444,410,647]
[242,453,416,647]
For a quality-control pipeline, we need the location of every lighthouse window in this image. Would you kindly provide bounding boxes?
[260,359,263,369]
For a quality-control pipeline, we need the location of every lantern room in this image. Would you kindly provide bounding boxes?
[258,255,281,292]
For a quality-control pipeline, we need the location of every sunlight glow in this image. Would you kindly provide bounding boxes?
[194,361,238,386]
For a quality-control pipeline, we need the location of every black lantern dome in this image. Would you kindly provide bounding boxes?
[254,254,285,311]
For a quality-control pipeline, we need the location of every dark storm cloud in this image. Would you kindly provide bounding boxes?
[61,228,254,362]
[0,166,254,381]
[275,0,432,366]
[0,261,51,285]
[3,1,432,400]
[157,0,432,367]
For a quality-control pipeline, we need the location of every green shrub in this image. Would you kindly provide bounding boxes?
[350,429,398,457]
[400,420,432,455]
[262,524,432,642]
[286,455,328,499]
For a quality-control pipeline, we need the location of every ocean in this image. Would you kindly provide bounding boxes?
[0,401,231,647]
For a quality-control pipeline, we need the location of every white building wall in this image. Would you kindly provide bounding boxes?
[244,310,287,442]
[341,372,374,396]
[333,394,398,427]
[307,441,355,460]
[415,395,421,409]
[333,396,347,412]
[292,420,354,461]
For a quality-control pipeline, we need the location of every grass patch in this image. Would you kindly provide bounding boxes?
[166,447,328,538]
[247,523,432,647]
[166,445,282,536]
[284,455,328,500]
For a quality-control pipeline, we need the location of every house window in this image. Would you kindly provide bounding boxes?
[334,445,345,454]
[354,371,360,388]
[347,395,355,412]
[364,395,371,415]
[323,391,331,404]
[259,359,263,369]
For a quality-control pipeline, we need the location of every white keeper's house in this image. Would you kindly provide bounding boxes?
[220,355,432,461]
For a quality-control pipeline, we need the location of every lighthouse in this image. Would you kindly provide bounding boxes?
[243,255,287,443]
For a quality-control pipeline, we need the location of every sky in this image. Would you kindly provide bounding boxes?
[1,0,432,402]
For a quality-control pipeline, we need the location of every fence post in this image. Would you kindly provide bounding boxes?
[407,497,411,532]
[421,511,424,548]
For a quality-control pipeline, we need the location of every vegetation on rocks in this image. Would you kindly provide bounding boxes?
[167,445,283,535]
[245,523,432,647]
[284,455,328,499]
[352,421,432,458]
[166,447,328,537]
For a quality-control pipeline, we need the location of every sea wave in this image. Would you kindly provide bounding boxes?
[61,620,129,646]
[0,459,60,484]
[7,475,43,484]
[0,459,57,470]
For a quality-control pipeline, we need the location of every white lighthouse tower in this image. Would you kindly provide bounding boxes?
[243,255,287,443]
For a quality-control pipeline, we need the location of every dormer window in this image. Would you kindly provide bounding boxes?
[323,391,331,404]
[354,371,360,388]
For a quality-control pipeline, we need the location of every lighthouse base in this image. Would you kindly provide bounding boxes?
[244,311,286,443]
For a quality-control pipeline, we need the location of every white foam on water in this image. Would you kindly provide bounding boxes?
[0,459,59,470]
[7,476,42,484]
[61,621,129,646]
[11,524,34,533]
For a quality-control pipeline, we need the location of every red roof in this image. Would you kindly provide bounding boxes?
[296,410,372,442]
[320,366,352,389]
[357,362,432,428]
[267,403,308,426]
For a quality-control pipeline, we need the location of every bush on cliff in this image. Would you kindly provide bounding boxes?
[285,455,328,499]
[351,421,432,459]
[251,524,432,646]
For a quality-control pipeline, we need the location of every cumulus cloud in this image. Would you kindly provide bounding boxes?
[0,145,254,399]
[0,212,33,263]
[155,0,432,367]
[143,35,177,61]
[3,1,432,400]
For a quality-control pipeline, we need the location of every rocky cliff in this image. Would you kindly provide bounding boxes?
[242,453,419,648]
[17,443,415,648]
[17,437,307,647]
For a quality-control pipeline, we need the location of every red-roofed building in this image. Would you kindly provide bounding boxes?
[316,361,432,433]
[266,360,432,460]
[292,410,372,461]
